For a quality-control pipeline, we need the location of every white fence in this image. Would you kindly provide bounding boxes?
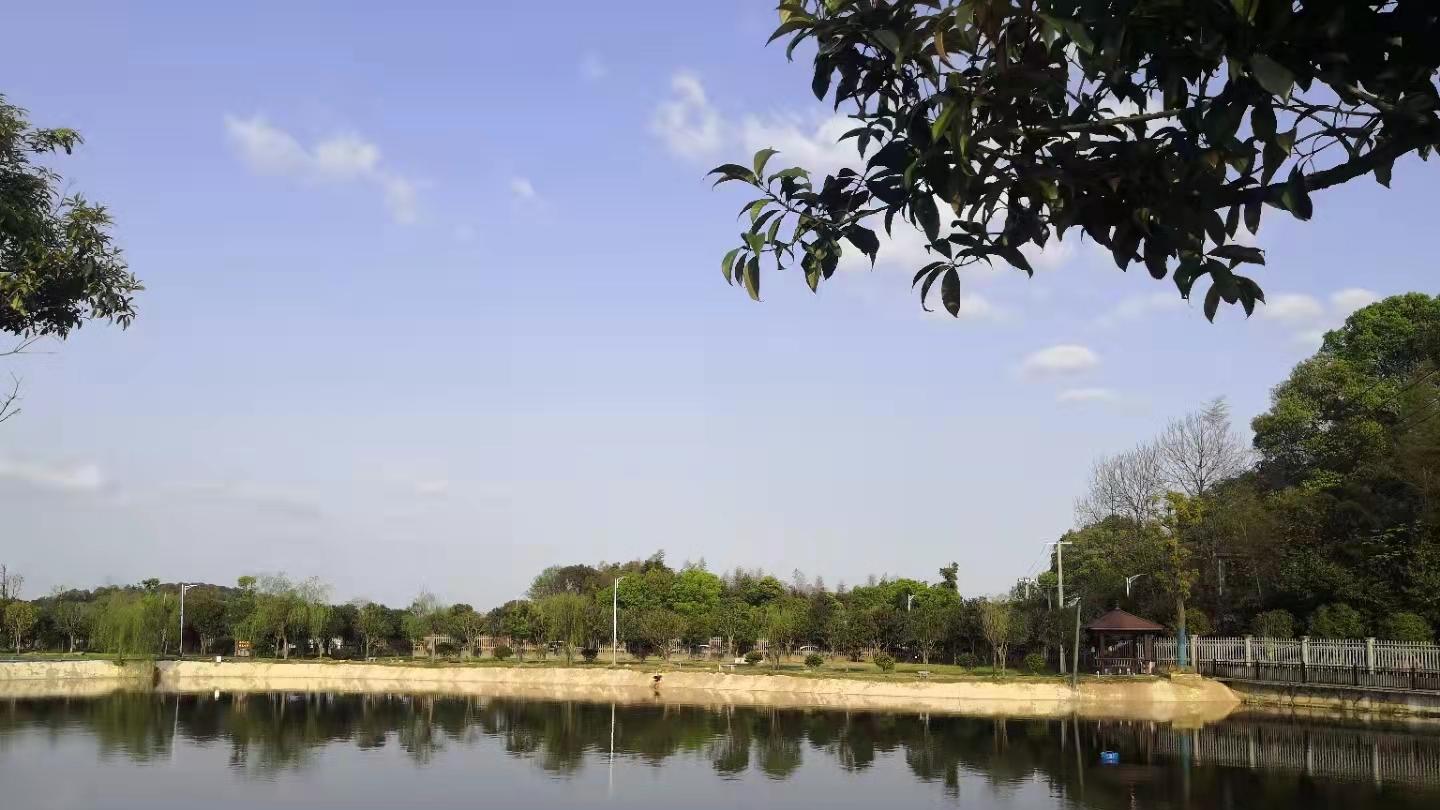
[1154,636,1440,672]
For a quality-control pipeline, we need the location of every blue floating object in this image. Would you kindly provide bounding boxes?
[1100,751,1120,765]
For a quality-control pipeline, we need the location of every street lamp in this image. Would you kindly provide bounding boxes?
[1124,574,1146,597]
[178,584,197,658]
[611,577,624,667]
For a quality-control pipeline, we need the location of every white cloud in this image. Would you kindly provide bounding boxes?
[166,481,322,520]
[1019,344,1100,377]
[1095,292,1186,328]
[1331,288,1379,316]
[651,71,723,158]
[1057,387,1118,403]
[223,114,419,223]
[739,113,863,178]
[510,177,538,201]
[1260,293,1324,323]
[0,458,105,493]
[922,291,1010,322]
[580,53,608,82]
[413,479,450,497]
[1293,328,1328,348]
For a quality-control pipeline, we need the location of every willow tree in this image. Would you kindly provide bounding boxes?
[714,1,1439,319]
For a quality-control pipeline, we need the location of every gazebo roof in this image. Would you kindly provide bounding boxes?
[1083,608,1165,633]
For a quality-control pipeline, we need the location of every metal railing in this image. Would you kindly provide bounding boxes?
[1148,635,1440,691]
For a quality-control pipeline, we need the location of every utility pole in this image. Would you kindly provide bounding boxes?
[178,584,196,658]
[1054,541,1072,675]
[1055,541,1072,608]
[611,577,624,667]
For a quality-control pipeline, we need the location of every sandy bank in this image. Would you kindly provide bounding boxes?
[157,660,1237,722]
[1,659,1239,722]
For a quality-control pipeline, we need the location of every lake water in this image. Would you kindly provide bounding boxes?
[2,692,1438,809]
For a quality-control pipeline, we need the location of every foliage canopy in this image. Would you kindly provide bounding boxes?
[714,1,1439,319]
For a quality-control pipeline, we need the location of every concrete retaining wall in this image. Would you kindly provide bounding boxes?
[152,660,1238,722]
[1223,678,1440,717]
[2,659,1239,722]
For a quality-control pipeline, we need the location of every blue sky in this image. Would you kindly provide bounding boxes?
[1,2,1434,606]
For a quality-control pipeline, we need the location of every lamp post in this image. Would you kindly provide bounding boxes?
[178,583,197,658]
[612,577,624,667]
[1124,574,1145,597]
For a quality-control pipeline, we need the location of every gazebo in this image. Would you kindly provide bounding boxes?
[1084,609,1166,675]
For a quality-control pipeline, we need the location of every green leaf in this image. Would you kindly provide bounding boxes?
[747,199,767,224]
[1204,283,1222,322]
[811,61,831,101]
[997,245,1033,277]
[767,18,811,45]
[1250,55,1295,100]
[930,100,957,144]
[1280,168,1313,220]
[914,195,940,242]
[803,254,821,292]
[769,167,810,183]
[1244,200,1261,234]
[1144,237,1168,279]
[843,225,880,266]
[1375,158,1394,188]
[1251,102,1276,141]
[939,267,961,317]
[753,148,780,179]
[1037,14,1094,55]
[742,256,760,301]
[1231,0,1259,22]
[709,164,757,187]
[873,30,902,56]
[1209,244,1266,264]
[721,247,741,285]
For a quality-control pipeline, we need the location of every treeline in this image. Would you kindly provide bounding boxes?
[1058,293,1440,644]
[0,555,1052,669]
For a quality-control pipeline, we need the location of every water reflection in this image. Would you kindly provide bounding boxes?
[2,692,1438,808]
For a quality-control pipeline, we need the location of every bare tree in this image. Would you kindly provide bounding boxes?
[1158,398,1251,498]
[0,564,22,601]
[0,338,42,425]
[1075,441,1167,527]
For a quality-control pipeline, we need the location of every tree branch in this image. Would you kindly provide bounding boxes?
[1021,108,1184,136]
[1221,129,1437,207]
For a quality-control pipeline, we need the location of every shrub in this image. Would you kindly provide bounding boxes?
[580,647,600,663]
[873,653,895,672]
[1251,609,1296,639]
[1308,604,1367,639]
[744,650,764,666]
[956,652,979,669]
[1172,608,1213,636]
[492,645,514,661]
[434,641,460,657]
[1379,612,1434,643]
[1023,653,1046,674]
[804,653,824,669]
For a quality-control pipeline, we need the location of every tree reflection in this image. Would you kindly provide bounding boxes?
[3,693,1439,808]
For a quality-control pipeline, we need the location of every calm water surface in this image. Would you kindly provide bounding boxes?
[2,692,1438,809]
